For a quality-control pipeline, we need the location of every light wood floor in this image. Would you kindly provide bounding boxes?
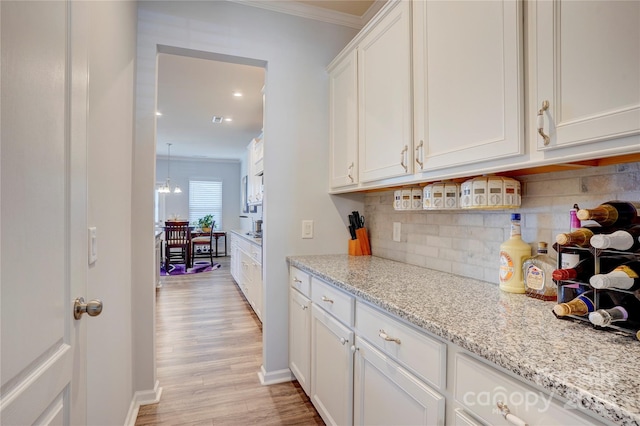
[135,257,324,425]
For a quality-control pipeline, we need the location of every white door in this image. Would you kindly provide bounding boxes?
[289,288,311,395]
[358,1,412,183]
[1,1,89,424]
[534,0,640,151]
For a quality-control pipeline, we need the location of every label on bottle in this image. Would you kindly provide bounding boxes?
[525,265,545,290]
[561,253,581,269]
[499,251,514,282]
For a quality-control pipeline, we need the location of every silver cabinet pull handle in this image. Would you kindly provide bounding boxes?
[339,337,348,345]
[293,277,302,283]
[497,401,528,426]
[347,162,354,182]
[400,145,408,172]
[379,329,401,344]
[321,296,334,304]
[537,100,550,146]
[415,140,424,168]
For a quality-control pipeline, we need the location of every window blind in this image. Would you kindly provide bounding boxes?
[189,180,222,229]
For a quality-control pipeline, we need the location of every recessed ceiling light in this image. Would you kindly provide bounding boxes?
[155,111,163,116]
[212,116,224,123]
[224,117,233,122]
[233,91,243,97]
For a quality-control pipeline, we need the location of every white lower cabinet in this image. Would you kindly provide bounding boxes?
[230,233,262,321]
[289,287,311,395]
[353,336,445,425]
[311,303,354,426]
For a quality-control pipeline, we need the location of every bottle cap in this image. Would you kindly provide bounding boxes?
[511,213,521,221]
[589,235,610,249]
[555,233,569,245]
[552,268,577,281]
[552,303,571,317]
[576,209,591,220]
[588,310,611,327]
[589,274,609,289]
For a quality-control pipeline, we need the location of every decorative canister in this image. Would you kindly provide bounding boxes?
[401,189,412,210]
[394,190,402,210]
[443,181,460,209]
[487,176,504,207]
[503,177,520,207]
[411,188,423,210]
[460,179,473,208]
[423,184,433,209]
[460,176,521,209]
[429,182,445,210]
[471,176,488,208]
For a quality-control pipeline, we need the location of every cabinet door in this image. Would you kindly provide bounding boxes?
[329,49,359,189]
[311,304,354,426]
[358,1,412,183]
[353,337,445,426]
[534,0,640,151]
[251,259,262,322]
[289,288,311,395]
[413,0,523,172]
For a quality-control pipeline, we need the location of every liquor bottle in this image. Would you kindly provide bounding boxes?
[589,260,640,291]
[523,242,557,301]
[553,290,613,317]
[576,201,640,227]
[589,225,640,252]
[588,294,640,327]
[551,256,632,281]
[499,213,531,294]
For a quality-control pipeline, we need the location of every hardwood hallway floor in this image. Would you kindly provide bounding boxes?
[135,257,324,425]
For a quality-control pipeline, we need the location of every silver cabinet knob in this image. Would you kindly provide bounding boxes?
[73,297,103,320]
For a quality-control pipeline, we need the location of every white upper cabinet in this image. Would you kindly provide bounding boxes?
[329,50,358,189]
[413,0,524,172]
[358,0,413,183]
[532,0,640,153]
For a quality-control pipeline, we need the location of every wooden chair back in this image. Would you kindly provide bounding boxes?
[164,221,191,247]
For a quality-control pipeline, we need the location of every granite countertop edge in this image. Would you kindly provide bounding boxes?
[229,229,262,246]
[287,254,640,426]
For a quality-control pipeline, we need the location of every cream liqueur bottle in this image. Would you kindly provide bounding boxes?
[499,213,531,293]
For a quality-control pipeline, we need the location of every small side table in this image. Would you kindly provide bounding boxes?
[211,231,227,257]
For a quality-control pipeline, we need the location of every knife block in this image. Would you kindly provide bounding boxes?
[349,227,371,256]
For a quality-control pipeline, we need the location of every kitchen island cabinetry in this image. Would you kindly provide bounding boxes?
[229,231,262,321]
[288,255,633,426]
[412,0,523,173]
[357,0,412,183]
[529,0,640,157]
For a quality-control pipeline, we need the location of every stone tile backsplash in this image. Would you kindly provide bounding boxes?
[364,162,640,285]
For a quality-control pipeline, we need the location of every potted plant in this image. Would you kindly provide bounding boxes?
[197,214,215,232]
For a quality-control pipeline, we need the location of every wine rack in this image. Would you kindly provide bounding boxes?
[554,246,640,341]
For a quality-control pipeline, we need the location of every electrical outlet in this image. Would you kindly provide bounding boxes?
[393,222,401,242]
[302,220,314,239]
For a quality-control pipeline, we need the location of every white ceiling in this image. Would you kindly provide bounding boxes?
[155,0,379,161]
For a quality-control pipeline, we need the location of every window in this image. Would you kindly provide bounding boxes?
[189,180,222,229]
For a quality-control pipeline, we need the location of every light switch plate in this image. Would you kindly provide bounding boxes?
[302,220,314,239]
[393,222,401,242]
[88,227,98,264]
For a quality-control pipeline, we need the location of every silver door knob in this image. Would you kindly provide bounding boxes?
[73,297,103,320]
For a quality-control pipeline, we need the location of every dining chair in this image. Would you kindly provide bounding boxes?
[164,221,191,271]
[191,221,215,266]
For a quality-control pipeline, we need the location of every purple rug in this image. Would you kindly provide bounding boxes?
[160,261,222,276]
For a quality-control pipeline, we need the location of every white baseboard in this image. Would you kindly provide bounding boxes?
[258,365,294,385]
[124,380,163,426]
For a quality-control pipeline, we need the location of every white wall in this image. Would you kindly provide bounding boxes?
[156,157,242,231]
[86,1,137,424]
[132,0,364,393]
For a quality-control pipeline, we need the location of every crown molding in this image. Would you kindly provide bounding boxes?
[229,0,384,30]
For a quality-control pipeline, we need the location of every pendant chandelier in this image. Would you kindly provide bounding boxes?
[158,143,182,194]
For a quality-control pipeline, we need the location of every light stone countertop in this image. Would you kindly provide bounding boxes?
[230,229,262,247]
[287,254,640,426]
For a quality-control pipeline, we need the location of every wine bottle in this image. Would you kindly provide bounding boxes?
[553,291,597,317]
[577,201,640,227]
[552,242,589,269]
[588,294,640,327]
[551,256,632,281]
[589,225,640,252]
[555,228,595,247]
[589,260,640,291]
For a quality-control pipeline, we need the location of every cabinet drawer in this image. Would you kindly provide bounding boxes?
[454,354,604,426]
[356,301,446,391]
[290,266,311,298]
[311,277,354,327]
[250,244,261,263]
